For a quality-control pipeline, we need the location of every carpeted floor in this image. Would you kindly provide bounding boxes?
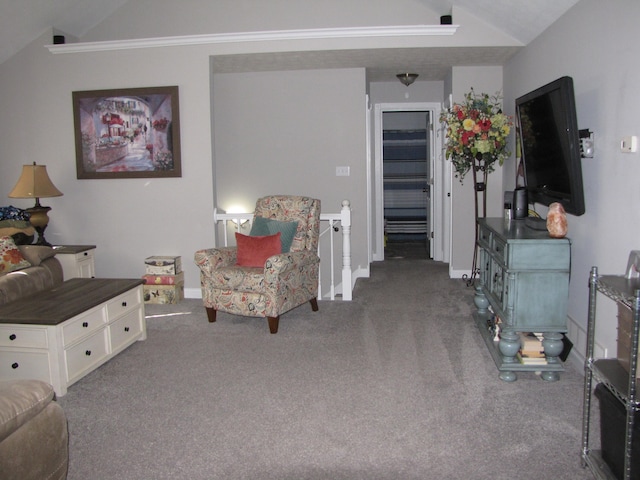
[57,259,593,479]
[384,241,429,260]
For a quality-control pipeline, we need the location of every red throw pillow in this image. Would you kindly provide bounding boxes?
[235,232,282,267]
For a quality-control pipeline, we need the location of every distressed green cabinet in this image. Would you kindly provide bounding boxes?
[474,218,571,381]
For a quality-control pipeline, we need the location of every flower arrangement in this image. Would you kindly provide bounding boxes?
[440,89,513,182]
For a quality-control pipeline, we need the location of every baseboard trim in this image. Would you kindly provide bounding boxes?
[185,266,370,302]
[449,268,472,279]
[185,287,202,299]
[565,314,607,375]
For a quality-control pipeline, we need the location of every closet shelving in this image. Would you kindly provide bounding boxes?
[382,129,428,241]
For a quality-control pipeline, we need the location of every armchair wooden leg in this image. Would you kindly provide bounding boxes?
[267,316,279,334]
[310,298,319,312]
[205,307,217,323]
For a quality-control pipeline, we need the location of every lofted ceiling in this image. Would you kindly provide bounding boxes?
[0,0,580,81]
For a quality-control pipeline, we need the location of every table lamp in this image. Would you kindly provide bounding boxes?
[8,162,63,246]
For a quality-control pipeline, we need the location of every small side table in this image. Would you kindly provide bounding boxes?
[53,245,96,279]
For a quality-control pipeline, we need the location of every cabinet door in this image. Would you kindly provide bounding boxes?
[78,258,95,278]
[488,258,505,305]
[478,247,490,287]
[509,271,569,330]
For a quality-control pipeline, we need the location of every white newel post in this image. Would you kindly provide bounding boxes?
[341,200,352,301]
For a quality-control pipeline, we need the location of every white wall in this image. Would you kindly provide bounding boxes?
[504,0,640,357]
[212,68,369,290]
[0,0,521,299]
[0,31,216,294]
[449,66,505,276]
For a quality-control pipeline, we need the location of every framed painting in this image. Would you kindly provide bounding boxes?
[72,86,181,179]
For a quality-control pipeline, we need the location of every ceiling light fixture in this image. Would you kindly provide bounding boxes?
[396,73,419,86]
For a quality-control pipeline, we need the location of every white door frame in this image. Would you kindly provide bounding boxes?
[372,102,449,262]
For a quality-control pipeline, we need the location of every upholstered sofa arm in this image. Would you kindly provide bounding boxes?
[194,247,237,277]
[264,250,319,282]
[0,380,55,443]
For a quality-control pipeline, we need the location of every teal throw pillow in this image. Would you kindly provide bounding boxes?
[250,217,298,252]
[249,216,271,236]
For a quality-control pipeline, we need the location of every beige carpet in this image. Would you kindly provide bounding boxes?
[57,259,592,479]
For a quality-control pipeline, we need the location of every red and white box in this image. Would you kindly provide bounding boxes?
[142,271,184,286]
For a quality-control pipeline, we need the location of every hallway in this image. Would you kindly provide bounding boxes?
[384,241,429,260]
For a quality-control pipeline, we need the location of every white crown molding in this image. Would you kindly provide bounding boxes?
[46,25,458,55]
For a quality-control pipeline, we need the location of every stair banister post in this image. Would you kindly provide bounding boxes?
[341,200,352,301]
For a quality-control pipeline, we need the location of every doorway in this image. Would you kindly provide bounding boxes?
[373,102,449,263]
[382,111,430,258]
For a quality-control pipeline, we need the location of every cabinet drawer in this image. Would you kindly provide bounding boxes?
[110,308,143,353]
[0,325,48,348]
[0,350,51,382]
[62,307,106,347]
[65,329,108,382]
[491,236,507,262]
[478,224,491,248]
[71,249,94,262]
[106,287,142,321]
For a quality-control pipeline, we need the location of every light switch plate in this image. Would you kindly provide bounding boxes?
[621,136,637,153]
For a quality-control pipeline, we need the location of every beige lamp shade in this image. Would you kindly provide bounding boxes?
[7,163,62,246]
[8,163,63,200]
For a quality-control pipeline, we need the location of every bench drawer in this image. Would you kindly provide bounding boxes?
[65,329,109,383]
[110,308,144,353]
[0,350,51,382]
[106,287,142,321]
[0,325,49,348]
[62,307,106,347]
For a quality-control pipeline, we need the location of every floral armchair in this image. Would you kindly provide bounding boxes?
[194,195,320,333]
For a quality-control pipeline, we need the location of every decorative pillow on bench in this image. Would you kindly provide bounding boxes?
[235,232,281,268]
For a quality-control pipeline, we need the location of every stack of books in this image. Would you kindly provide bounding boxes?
[517,332,547,365]
[142,256,184,304]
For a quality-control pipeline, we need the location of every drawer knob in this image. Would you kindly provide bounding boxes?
[9,334,16,341]
[85,350,92,356]
[11,362,18,369]
[124,327,130,332]
[121,301,127,307]
[83,252,88,256]
[82,322,89,328]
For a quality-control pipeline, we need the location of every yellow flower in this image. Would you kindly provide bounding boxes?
[462,118,475,131]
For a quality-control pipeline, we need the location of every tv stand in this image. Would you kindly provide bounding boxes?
[474,218,570,381]
[524,216,547,231]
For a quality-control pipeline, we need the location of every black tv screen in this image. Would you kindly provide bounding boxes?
[516,76,585,216]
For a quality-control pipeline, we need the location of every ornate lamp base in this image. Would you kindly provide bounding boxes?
[26,205,52,246]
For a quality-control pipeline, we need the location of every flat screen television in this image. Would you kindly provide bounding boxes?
[515,76,585,217]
